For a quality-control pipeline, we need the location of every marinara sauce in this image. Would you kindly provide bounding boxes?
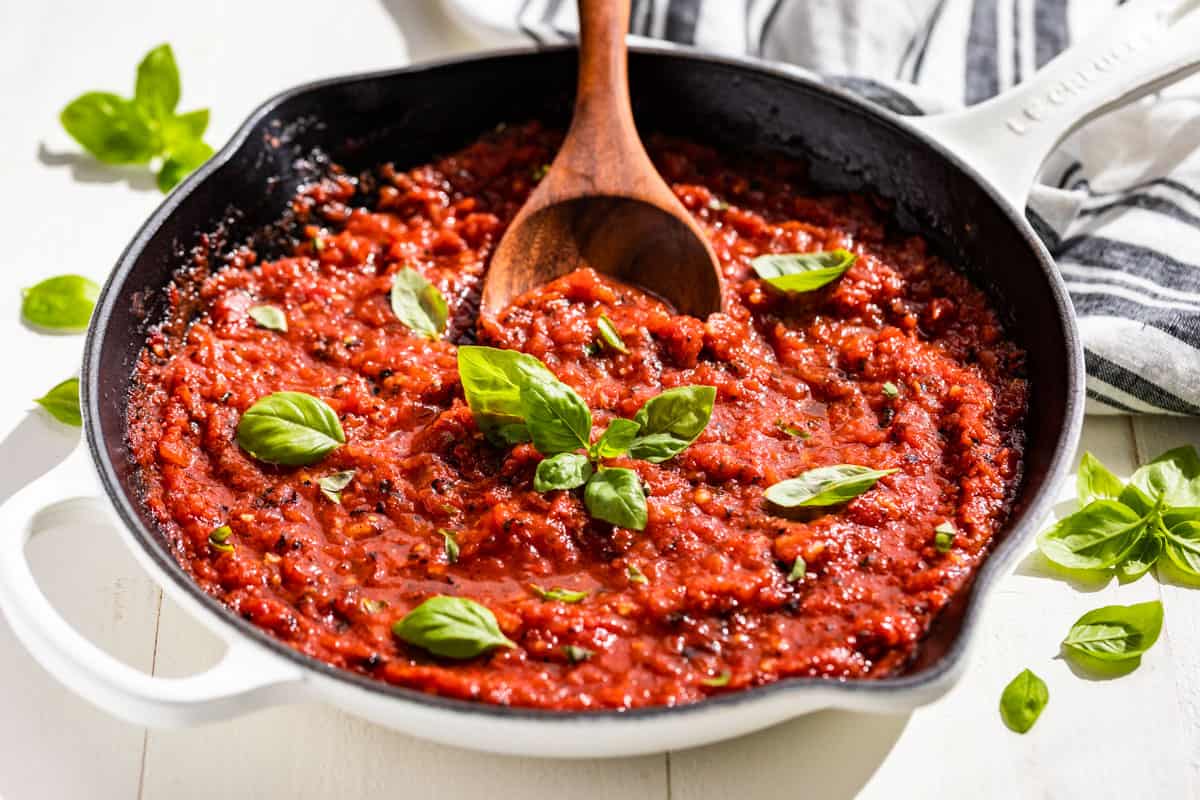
[127,122,1027,709]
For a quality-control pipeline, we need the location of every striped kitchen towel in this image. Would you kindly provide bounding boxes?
[444,0,1200,415]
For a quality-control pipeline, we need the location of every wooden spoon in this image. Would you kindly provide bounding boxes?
[480,0,724,319]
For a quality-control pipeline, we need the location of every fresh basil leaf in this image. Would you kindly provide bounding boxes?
[531,585,588,603]
[628,385,716,463]
[1163,507,1200,529]
[390,267,448,339]
[236,391,345,466]
[317,470,355,503]
[999,668,1048,734]
[1036,500,1146,571]
[1128,446,1200,509]
[1077,451,1124,507]
[161,109,209,146]
[157,137,213,192]
[701,671,732,688]
[392,595,515,659]
[438,529,460,564]
[134,44,181,119]
[534,452,593,492]
[34,377,81,426]
[764,465,897,509]
[1062,600,1163,663]
[1163,519,1200,577]
[60,92,156,164]
[1118,530,1162,582]
[787,557,806,582]
[597,314,629,354]
[248,304,287,332]
[591,417,640,459]
[751,249,856,293]
[584,468,647,530]
[22,275,100,333]
[1118,483,1156,516]
[520,373,592,455]
[457,345,553,444]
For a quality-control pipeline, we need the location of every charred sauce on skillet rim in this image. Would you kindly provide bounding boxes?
[81,44,1084,720]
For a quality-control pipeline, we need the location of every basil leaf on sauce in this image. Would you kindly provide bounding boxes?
[457,345,555,445]
[390,267,448,340]
[999,668,1048,734]
[1077,451,1125,507]
[134,43,181,119]
[591,417,640,460]
[1127,446,1200,510]
[60,92,157,164]
[1036,500,1146,571]
[248,304,288,333]
[534,452,593,492]
[584,468,647,530]
[531,585,588,603]
[317,470,355,503]
[596,314,629,354]
[34,377,82,427]
[787,557,806,582]
[627,564,648,585]
[1162,519,1200,578]
[628,386,716,463]
[564,644,593,663]
[439,529,460,564]
[934,521,956,553]
[236,391,345,466]
[22,275,100,333]
[764,465,897,509]
[751,249,856,294]
[1061,600,1163,664]
[392,596,516,659]
[208,525,234,553]
[520,372,592,455]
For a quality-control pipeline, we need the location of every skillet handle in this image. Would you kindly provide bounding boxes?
[0,446,303,727]
[908,0,1200,209]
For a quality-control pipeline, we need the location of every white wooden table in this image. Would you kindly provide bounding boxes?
[2,2,1198,798]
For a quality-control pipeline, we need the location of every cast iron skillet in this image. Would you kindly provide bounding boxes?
[2,2,1197,757]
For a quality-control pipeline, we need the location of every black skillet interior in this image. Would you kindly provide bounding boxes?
[87,47,1079,698]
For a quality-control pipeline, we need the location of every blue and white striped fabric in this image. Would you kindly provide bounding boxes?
[449,0,1200,415]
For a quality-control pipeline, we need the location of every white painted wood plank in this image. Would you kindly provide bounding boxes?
[141,596,668,800]
[0,515,159,800]
[1131,415,1200,787]
[672,417,1193,800]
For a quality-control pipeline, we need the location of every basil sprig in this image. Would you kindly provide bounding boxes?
[22,275,100,333]
[765,464,897,509]
[457,346,715,531]
[390,267,448,339]
[751,249,856,294]
[236,391,345,466]
[999,668,1048,734]
[60,44,212,192]
[392,596,515,659]
[35,377,82,427]
[1038,447,1200,580]
[1062,600,1163,665]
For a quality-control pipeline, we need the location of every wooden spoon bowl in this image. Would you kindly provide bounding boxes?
[480,0,724,319]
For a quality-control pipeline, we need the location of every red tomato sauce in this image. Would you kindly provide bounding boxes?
[127,122,1027,710]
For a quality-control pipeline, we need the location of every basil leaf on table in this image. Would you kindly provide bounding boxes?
[1128,445,1200,509]
[134,43,181,120]
[236,391,345,466]
[157,137,214,192]
[584,468,647,530]
[751,249,856,293]
[1061,600,1163,663]
[1118,531,1163,582]
[392,596,515,659]
[34,377,82,427]
[531,585,589,603]
[534,452,593,492]
[591,417,640,460]
[22,275,100,333]
[1036,500,1146,571]
[628,385,716,463]
[60,92,157,165]
[248,304,288,332]
[596,314,628,354]
[764,465,897,509]
[1163,519,1200,577]
[317,470,355,503]
[999,668,1048,734]
[390,267,448,339]
[1077,451,1125,506]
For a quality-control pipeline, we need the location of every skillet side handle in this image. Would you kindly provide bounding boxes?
[0,448,302,727]
[908,0,1200,209]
